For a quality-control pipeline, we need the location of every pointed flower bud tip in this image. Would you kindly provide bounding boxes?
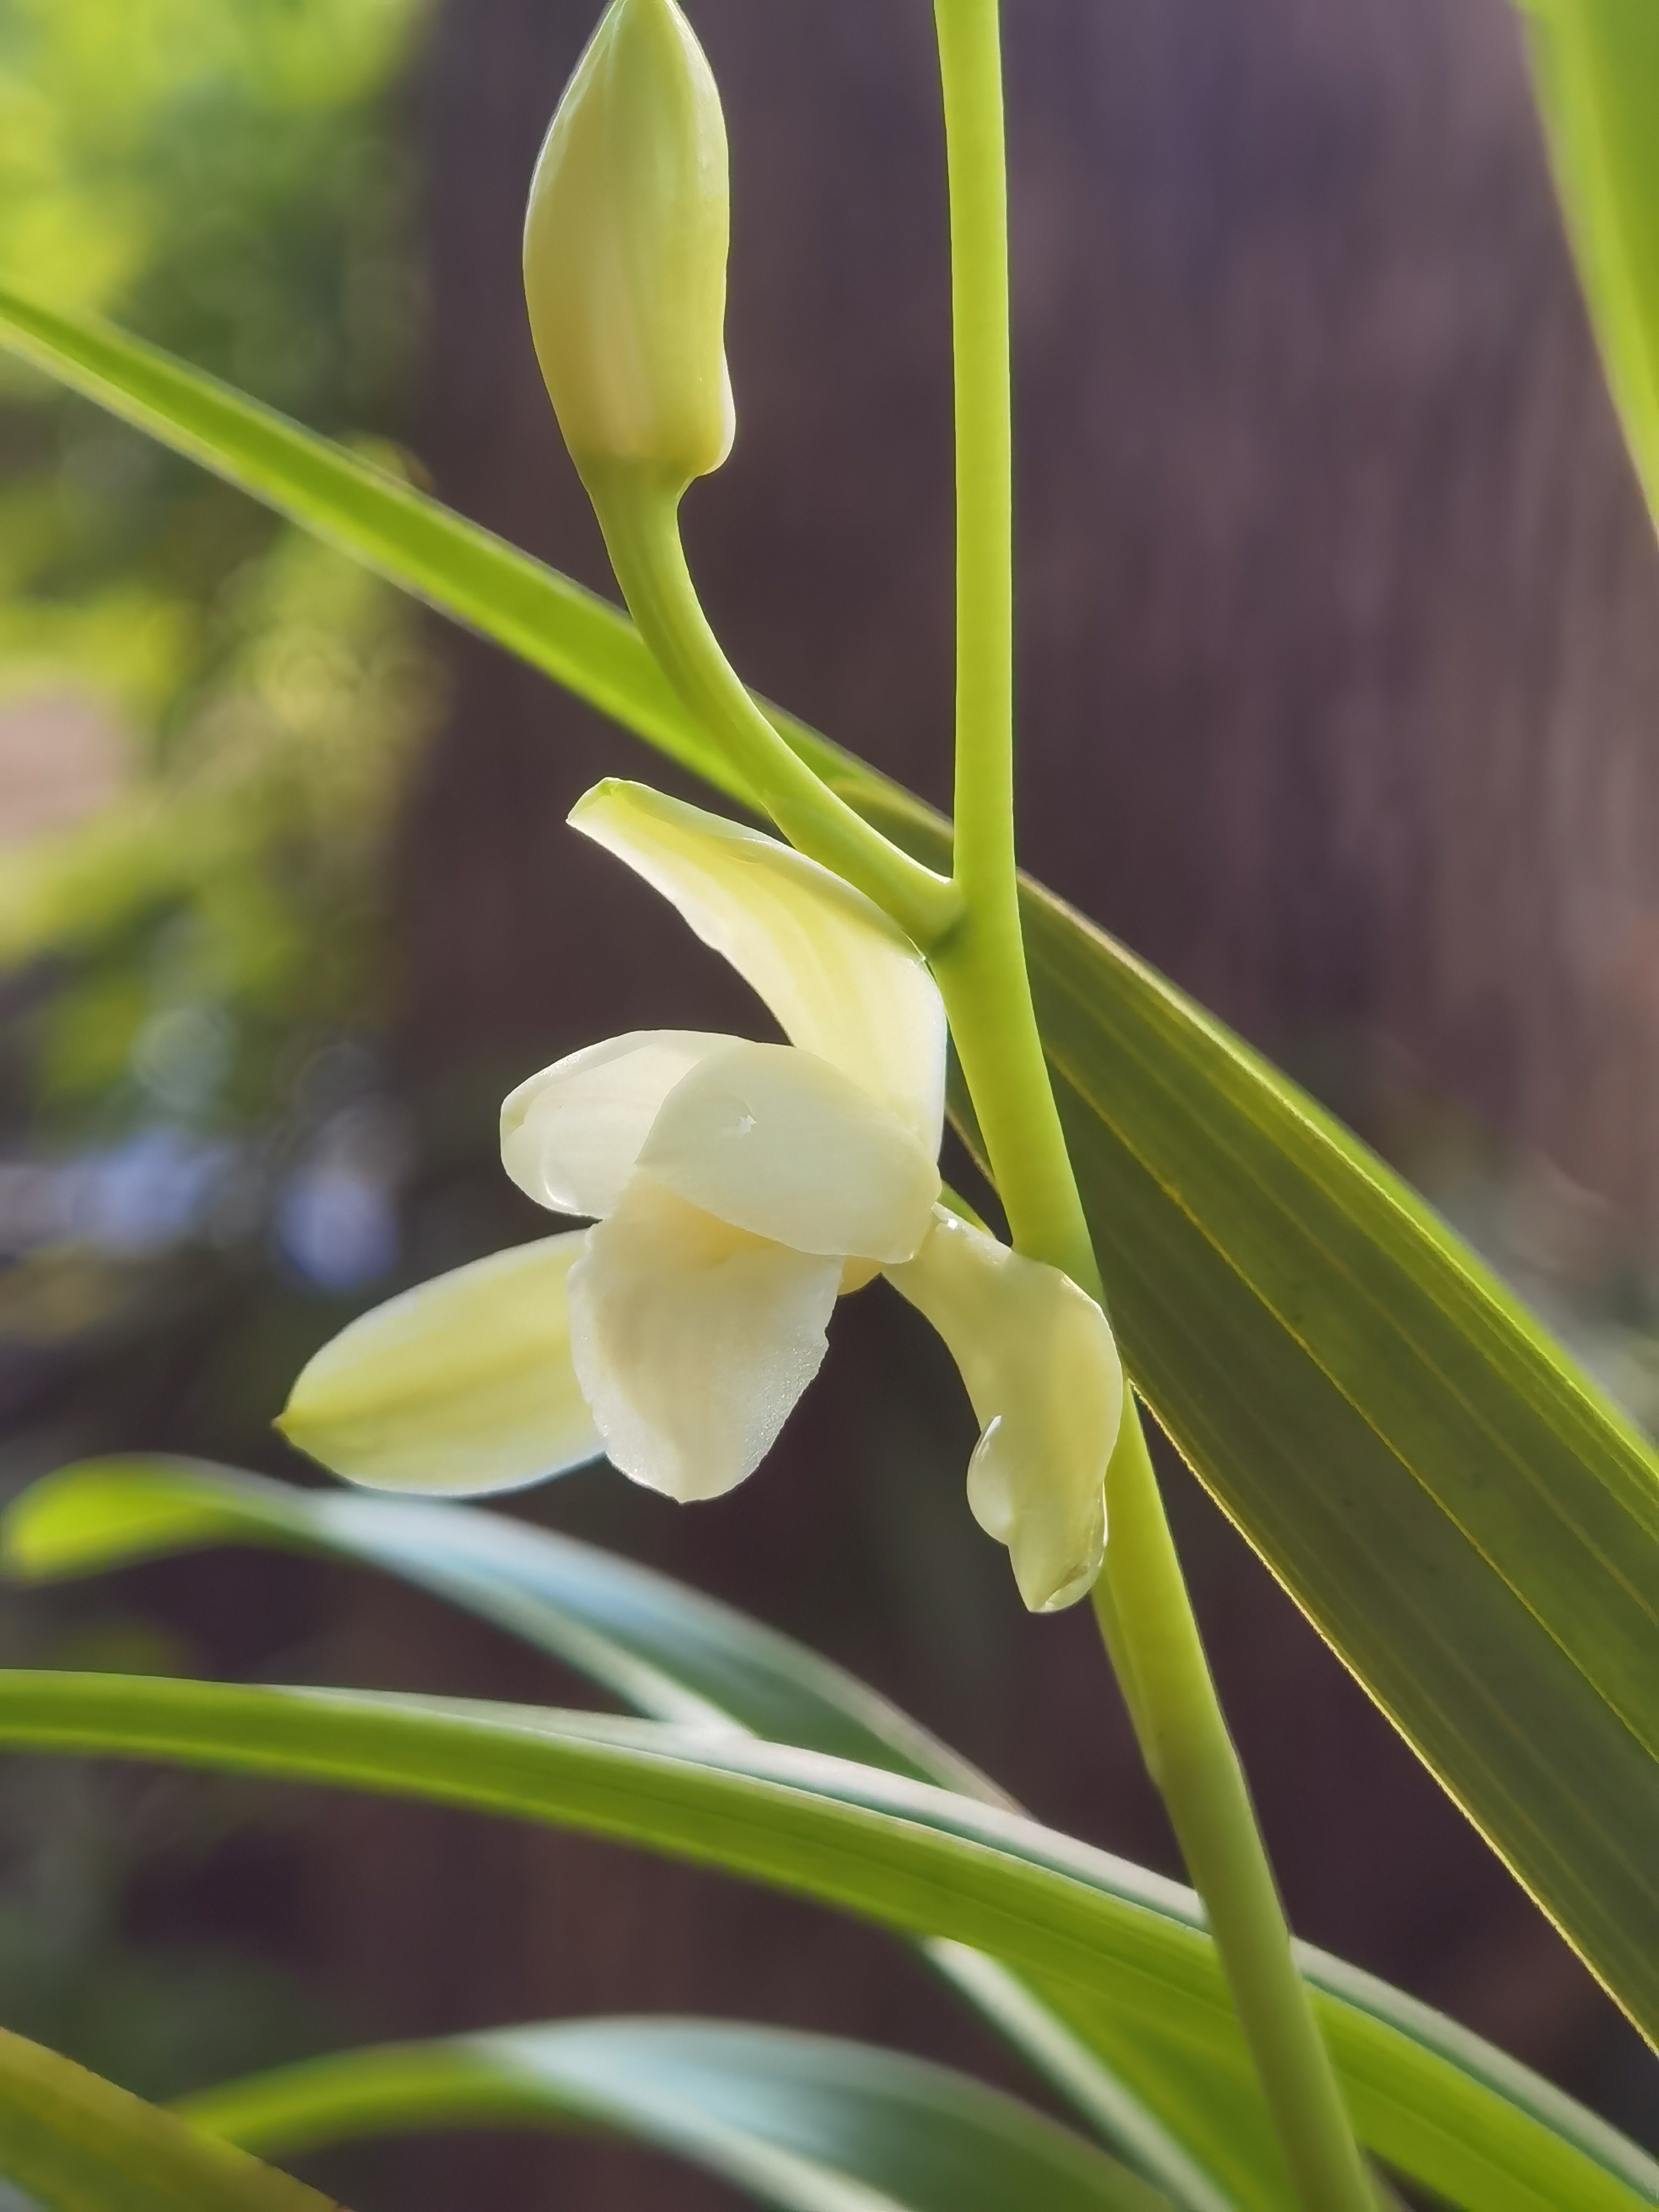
[524,0,734,487]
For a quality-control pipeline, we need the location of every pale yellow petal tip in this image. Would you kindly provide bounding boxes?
[969,1409,1111,1614]
[276,1236,605,1497]
[567,777,632,832]
[1009,1483,1109,1614]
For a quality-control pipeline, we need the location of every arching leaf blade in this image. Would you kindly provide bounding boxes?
[0,1458,1249,2212]
[0,1458,989,1787]
[11,1461,1656,2210]
[1015,878,1659,2045]
[0,1669,1650,2212]
[1523,0,1659,532]
[177,2017,1173,2212]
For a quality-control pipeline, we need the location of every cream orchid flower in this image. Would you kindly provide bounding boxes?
[279,782,1123,1611]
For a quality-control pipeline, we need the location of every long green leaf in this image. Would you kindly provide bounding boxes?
[0,2026,335,2212]
[177,2017,1171,2212]
[0,1668,1653,2212]
[15,1459,1653,2212]
[1016,875,1659,2041]
[0,1459,990,1787]
[1522,0,1659,531]
[2,292,1657,2046]
[0,1459,1248,2212]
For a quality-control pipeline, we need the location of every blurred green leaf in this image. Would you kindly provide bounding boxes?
[0,1457,1235,2210]
[178,2017,1171,2212]
[0,0,433,1184]
[0,2023,334,2211]
[0,1665,1653,2212]
[1523,0,1659,530]
[0,0,421,340]
[3,294,1657,2050]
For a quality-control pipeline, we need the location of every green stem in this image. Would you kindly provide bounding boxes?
[929,5,1374,2207]
[589,467,961,950]
[1098,1405,1380,2210]
[927,0,1095,1287]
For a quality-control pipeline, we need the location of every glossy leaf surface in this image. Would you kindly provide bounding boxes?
[180,2017,1170,2212]
[0,1668,1652,2212]
[2,294,1658,2042]
[0,2026,334,2212]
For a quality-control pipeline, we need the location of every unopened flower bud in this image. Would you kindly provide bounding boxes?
[524,0,734,488]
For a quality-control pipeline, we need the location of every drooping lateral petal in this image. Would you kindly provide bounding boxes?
[570,779,947,1152]
[502,1030,735,1217]
[569,1177,841,1501]
[278,1236,604,1495]
[638,1039,939,1262]
[885,1211,1123,1612]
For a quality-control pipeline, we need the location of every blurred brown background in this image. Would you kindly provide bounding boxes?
[3,0,1658,2201]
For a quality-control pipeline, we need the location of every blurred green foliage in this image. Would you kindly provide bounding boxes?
[0,0,438,2112]
[0,0,422,380]
[0,0,435,1165]
[8,530,441,1135]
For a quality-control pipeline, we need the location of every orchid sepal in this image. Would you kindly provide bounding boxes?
[570,779,948,1154]
[277,1235,603,1496]
[884,1209,1123,1613]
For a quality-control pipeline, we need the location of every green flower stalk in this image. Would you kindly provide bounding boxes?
[522,0,960,949]
[927,3,1376,2203]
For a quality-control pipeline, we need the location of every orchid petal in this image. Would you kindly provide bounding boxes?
[502,1029,735,1217]
[569,1178,841,1501]
[278,1236,604,1495]
[570,780,947,1151]
[638,1038,939,1261]
[885,1210,1123,1611]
